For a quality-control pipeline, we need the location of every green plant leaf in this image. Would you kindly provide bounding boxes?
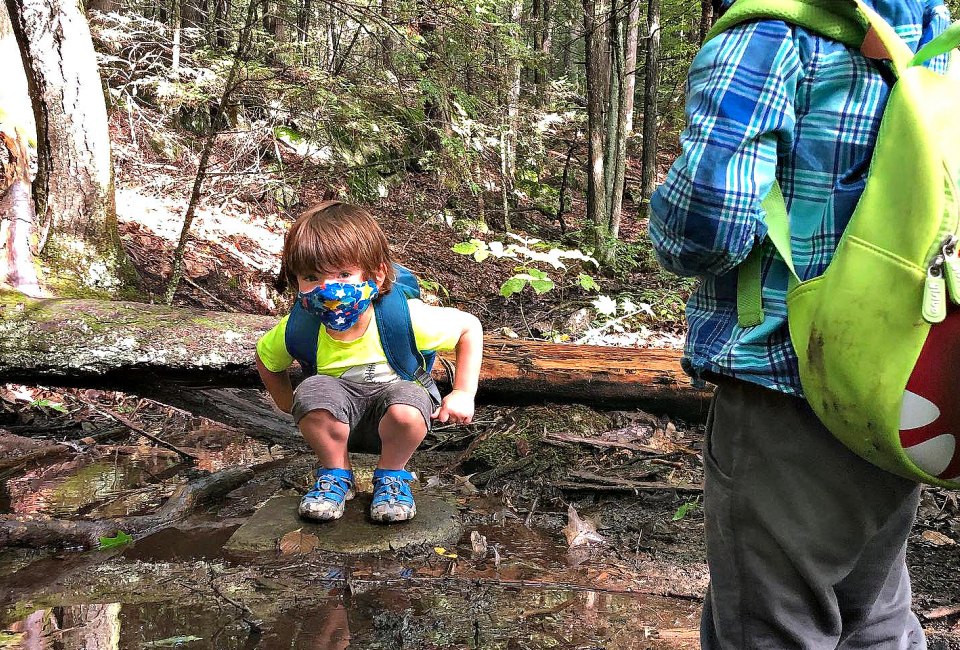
[526,267,548,280]
[452,241,479,255]
[473,249,490,263]
[672,499,699,521]
[29,398,68,414]
[98,531,134,549]
[578,274,599,292]
[499,276,527,298]
[529,278,555,294]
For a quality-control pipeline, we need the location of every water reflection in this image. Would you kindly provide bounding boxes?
[4,584,698,649]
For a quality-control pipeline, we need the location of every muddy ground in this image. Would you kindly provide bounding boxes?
[1,387,959,650]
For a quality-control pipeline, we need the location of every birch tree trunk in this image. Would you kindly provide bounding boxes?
[0,2,42,295]
[4,0,134,296]
[639,0,660,217]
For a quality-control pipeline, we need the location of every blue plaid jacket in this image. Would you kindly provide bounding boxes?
[650,0,952,396]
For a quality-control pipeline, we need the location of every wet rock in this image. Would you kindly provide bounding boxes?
[225,491,462,555]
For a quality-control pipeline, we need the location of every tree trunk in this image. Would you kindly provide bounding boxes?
[214,0,230,47]
[0,293,711,417]
[639,0,660,216]
[603,0,630,266]
[0,130,43,296]
[623,0,640,133]
[84,0,117,13]
[582,0,609,246]
[5,0,134,297]
[699,0,714,43]
[0,1,42,296]
[531,0,553,101]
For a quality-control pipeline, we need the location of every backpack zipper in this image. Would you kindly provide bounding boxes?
[922,164,960,323]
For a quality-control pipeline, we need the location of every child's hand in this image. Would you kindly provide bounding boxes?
[432,389,475,425]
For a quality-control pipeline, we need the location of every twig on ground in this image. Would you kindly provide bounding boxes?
[75,397,198,463]
[183,275,234,312]
[550,480,702,494]
[541,431,664,455]
[208,565,263,633]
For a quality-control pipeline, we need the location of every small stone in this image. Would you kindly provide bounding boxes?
[564,308,593,335]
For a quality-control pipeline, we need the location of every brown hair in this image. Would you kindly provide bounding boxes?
[277,201,395,296]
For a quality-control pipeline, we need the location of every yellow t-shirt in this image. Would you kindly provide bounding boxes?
[256,299,462,382]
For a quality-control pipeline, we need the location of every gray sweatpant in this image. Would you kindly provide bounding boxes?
[700,378,924,649]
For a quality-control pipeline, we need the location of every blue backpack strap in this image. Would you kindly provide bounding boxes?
[376,264,443,406]
[284,300,321,376]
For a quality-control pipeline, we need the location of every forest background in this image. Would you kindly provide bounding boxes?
[19,0,958,341]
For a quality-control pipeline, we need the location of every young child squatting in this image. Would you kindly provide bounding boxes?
[256,201,483,523]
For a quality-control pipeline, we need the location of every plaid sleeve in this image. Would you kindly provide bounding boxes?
[649,20,802,278]
[922,0,952,73]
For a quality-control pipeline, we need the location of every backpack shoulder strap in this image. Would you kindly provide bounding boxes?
[706,0,913,74]
[285,300,321,376]
[375,266,442,406]
[707,0,863,47]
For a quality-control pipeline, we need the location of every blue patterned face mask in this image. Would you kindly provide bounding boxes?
[297,279,379,331]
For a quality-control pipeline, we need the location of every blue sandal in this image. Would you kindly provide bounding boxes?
[299,468,355,521]
[370,469,416,522]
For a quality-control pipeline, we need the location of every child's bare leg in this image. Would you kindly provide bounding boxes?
[377,404,427,470]
[299,409,351,469]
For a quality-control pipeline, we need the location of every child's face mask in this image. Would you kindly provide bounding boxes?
[297,279,379,331]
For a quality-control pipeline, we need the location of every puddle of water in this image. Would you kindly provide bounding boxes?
[3,585,699,650]
[123,524,242,563]
[0,451,180,518]
[0,430,287,519]
[4,601,253,649]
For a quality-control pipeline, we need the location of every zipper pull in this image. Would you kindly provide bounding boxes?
[923,255,947,324]
[941,235,960,305]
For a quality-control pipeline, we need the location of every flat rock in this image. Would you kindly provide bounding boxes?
[224,491,462,555]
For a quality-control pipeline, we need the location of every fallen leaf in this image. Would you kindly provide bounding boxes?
[98,531,133,549]
[562,504,605,548]
[921,530,956,547]
[279,528,320,555]
[453,474,479,495]
[434,546,458,559]
[470,530,488,557]
[425,475,441,489]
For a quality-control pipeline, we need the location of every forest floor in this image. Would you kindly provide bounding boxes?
[1,114,959,649]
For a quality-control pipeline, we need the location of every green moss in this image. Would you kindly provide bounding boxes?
[470,404,613,475]
[191,315,235,330]
[43,277,114,301]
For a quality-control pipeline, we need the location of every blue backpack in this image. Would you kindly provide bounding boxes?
[284,264,442,406]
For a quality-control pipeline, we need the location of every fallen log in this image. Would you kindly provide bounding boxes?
[0,466,253,549]
[0,292,711,418]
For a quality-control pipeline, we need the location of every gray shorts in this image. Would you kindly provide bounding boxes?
[291,375,433,454]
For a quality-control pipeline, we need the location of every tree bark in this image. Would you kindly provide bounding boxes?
[0,293,711,417]
[582,0,609,246]
[623,0,640,133]
[639,0,660,217]
[698,0,714,43]
[4,0,134,296]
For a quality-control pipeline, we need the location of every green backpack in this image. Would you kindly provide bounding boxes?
[706,0,960,488]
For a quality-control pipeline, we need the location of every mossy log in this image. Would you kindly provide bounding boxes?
[0,292,711,417]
